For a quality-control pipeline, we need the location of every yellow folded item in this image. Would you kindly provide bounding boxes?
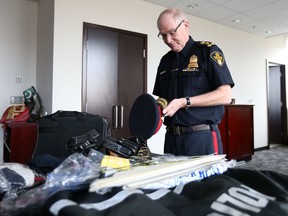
[101,155,130,169]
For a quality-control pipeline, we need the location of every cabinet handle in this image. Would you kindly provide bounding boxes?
[112,105,118,129]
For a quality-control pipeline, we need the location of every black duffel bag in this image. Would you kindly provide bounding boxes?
[33,110,111,158]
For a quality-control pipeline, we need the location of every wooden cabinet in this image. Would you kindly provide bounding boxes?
[3,122,38,164]
[219,105,254,161]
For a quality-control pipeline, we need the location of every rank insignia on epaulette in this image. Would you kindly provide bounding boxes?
[210,51,225,66]
[200,41,215,47]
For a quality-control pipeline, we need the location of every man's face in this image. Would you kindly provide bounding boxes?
[157,15,189,52]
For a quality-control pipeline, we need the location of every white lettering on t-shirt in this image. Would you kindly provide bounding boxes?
[208,184,276,215]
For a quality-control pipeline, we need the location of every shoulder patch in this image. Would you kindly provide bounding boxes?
[199,41,215,47]
[210,51,225,67]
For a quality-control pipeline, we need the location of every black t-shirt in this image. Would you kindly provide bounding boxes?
[4,169,288,215]
[42,169,288,216]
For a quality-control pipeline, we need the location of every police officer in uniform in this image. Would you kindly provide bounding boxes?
[153,8,235,156]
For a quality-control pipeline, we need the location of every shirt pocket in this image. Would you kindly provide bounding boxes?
[177,68,210,96]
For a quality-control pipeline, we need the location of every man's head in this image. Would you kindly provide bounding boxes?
[157,8,190,52]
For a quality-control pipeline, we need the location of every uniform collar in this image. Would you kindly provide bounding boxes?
[178,36,194,57]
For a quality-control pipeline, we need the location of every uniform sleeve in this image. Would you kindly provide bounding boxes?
[208,45,235,89]
[153,52,173,97]
[152,64,161,97]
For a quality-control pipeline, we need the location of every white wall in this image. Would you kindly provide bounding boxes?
[0,0,287,161]
[51,0,288,153]
[0,0,38,162]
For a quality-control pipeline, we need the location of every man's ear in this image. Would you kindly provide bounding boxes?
[183,20,189,29]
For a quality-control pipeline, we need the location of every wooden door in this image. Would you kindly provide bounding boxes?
[82,23,147,138]
[268,63,287,145]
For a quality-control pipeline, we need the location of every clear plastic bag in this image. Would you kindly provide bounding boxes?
[0,169,11,197]
[0,149,103,216]
[0,163,36,200]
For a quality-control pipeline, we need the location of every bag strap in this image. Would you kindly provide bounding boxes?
[51,110,86,121]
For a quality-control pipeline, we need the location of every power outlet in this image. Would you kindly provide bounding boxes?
[16,74,22,83]
[10,96,24,104]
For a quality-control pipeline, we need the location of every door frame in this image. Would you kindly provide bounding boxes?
[266,60,287,147]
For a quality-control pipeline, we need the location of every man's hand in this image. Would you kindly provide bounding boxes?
[163,98,186,117]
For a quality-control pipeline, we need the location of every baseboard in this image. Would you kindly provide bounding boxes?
[254,146,269,152]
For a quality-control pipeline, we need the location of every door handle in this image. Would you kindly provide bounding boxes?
[112,105,124,129]
[112,105,118,129]
[119,105,124,128]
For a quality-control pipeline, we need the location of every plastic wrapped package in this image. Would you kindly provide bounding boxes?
[0,169,11,199]
[0,163,36,200]
[0,149,103,216]
[89,154,237,193]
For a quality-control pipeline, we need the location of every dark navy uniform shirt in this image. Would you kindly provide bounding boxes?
[153,36,235,127]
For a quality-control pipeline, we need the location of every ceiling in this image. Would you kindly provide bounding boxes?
[143,0,288,38]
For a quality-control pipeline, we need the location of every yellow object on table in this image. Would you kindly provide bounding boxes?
[101,155,130,169]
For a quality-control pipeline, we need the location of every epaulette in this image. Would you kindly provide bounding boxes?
[197,41,215,47]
